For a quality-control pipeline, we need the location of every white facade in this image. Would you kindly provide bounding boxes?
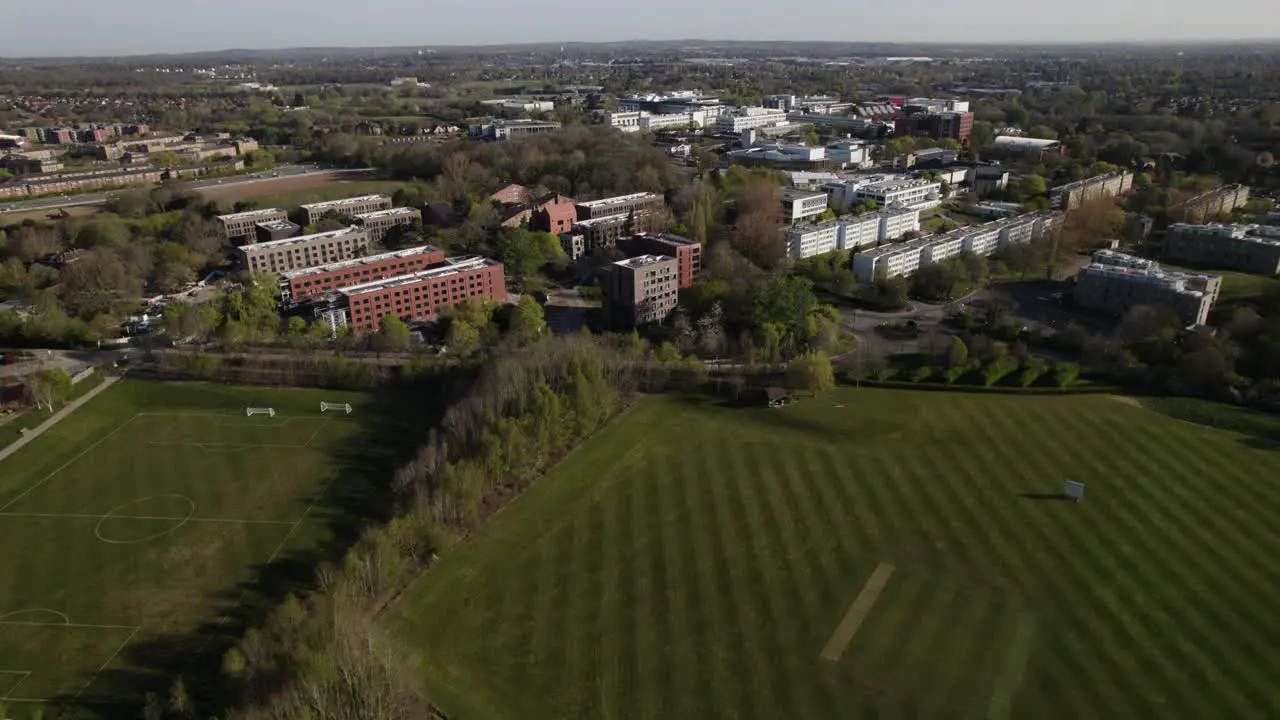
[781,189,828,222]
[786,221,842,259]
[826,141,872,168]
[877,207,921,240]
[961,226,1001,256]
[841,214,882,249]
[922,231,965,264]
[853,239,929,282]
[604,111,644,133]
[716,107,789,133]
[855,177,943,211]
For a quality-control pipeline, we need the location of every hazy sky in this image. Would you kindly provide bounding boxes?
[3,0,1280,57]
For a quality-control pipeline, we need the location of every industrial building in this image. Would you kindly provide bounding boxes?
[235,227,370,274]
[617,232,702,287]
[601,254,680,327]
[279,245,446,303]
[1075,250,1220,326]
[299,195,393,225]
[216,208,289,241]
[1164,223,1280,275]
[353,207,422,243]
[339,255,506,332]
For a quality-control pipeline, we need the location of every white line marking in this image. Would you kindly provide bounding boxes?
[0,511,293,525]
[0,608,70,624]
[820,563,896,663]
[303,417,331,448]
[0,620,138,630]
[0,670,31,701]
[0,414,140,513]
[74,626,139,700]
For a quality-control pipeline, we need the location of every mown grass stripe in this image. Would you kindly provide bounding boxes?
[819,563,895,662]
[675,443,723,717]
[985,612,1037,720]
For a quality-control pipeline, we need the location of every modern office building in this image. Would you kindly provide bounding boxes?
[618,232,702,287]
[789,113,895,139]
[617,91,725,116]
[299,195,393,225]
[1164,223,1280,275]
[851,177,943,211]
[781,188,829,223]
[824,140,873,168]
[715,107,790,133]
[1075,250,1220,326]
[339,255,506,332]
[1051,171,1133,210]
[840,213,885,249]
[216,208,289,241]
[901,111,974,144]
[279,245,446,303]
[235,227,370,274]
[601,254,680,327]
[353,207,422,243]
[468,118,562,140]
[574,192,665,221]
[786,221,843,259]
[254,219,300,244]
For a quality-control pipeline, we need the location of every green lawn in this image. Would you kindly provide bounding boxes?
[392,389,1280,719]
[206,179,405,211]
[0,379,373,712]
[0,370,107,452]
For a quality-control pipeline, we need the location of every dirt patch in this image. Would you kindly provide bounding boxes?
[1109,395,1145,408]
[196,171,376,202]
[1,205,101,223]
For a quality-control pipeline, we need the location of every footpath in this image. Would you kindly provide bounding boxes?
[0,375,120,464]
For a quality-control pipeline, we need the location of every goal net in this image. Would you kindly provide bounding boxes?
[320,402,353,415]
[245,407,276,417]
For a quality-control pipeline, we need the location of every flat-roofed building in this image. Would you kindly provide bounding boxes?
[1174,185,1252,224]
[1051,171,1133,210]
[922,230,966,264]
[570,212,663,253]
[299,195,393,225]
[781,188,828,223]
[602,254,679,327]
[1075,250,1220,326]
[254,219,300,244]
[786,220,842,259]
[960,226,1001,256]
[339,255,506,332]
[217,208,288,241]
[841,213,883,249]
[1164,223,1280,275]
[574,192,665,221]
[853,238,930,282]
[236,227,370,274]
[618,232,702,287]
[279,245,446,303]
[354,207,422,243]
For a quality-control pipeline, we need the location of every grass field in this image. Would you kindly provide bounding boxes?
[392,389,1280,719]
[200,178,404,210]
[0,379,373,712]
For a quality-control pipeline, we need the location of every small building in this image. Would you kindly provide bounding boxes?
[254,219,301,244]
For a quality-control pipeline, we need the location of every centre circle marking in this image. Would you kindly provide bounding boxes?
[94,494,197,544]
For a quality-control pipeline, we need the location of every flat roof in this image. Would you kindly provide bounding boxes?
[280,245,441,280]
[630,232,699,246]
[218,207,287,221]
[339,255,498,296]
[354,207,421,220]
[574,212,651,228]
[576,192,660,208]
[239,226,365,252]
[298,194,391,211]
[613,254,675,268]
[255,219,299,231]
[781,188,826,200]
[993,136,1061,150]
[857,237,932,259]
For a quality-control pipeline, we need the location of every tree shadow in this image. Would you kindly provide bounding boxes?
[45,369,465,719]
[1018,492,1071,501]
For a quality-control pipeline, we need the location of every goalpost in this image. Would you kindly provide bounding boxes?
[245,407,276,417]
[320,402,353,415]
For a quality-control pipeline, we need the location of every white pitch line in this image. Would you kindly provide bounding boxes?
[0,511,294,525]
[0,670,31,701]
[0,620,138,630]
[303,417,332,448]
[74,626,139,700]
[0,414,140,514]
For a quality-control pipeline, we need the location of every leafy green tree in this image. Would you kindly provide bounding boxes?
[495,227,562,284]
[508,295,546,343]
[787,351,836,394]
[374,314,412,353]
[445,319,479,356]
[947,336,969,368]
[148,151,181,168]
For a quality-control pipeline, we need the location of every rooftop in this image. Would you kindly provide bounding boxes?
[354,207,421,220]
[857,237,933,259]
[614,254,675,269]
[255,219,299,232]
[1054,170,1131,192]
[576,192,660,209]
[298,195,391,211]
[240,226,365,252]
[338,255,499,296]
[574,211,651,228]
[630,231,700,246]
[993,136,1061,150]
[781,188,826,201]
[280,245,441,280]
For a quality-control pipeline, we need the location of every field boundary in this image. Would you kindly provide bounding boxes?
[819,563,896,663]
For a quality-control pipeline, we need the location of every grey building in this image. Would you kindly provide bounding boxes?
[1074,250,1220,326]
[1164,223,1280,275]
[217,208,288,241]
[236,227,371,274]
[298,195,393,225]
[601,254,679,327]
[254,219,301,244]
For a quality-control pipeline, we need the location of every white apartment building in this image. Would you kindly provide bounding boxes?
[854,177,943,211]
[781,188,829,223]
[786,221,842,259]
[877,206,921,240]
[604,111,644,133]
[840,214,883,249]
[853,238,929,282]
[826,141,872,168]
[604,109,707,133]
[922,230,966,264]
[961,226,1001,256]
[716,107,789,133]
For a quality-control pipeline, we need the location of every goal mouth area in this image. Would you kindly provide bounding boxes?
[245,407,276,417]
[319,402,353,415]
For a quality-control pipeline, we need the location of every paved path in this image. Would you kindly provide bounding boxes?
[0,375,120,464]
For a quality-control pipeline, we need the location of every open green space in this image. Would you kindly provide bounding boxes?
[0,379,372,711]
[393,388,1280,719]
[0,371,107,452]
[205,179,404,210]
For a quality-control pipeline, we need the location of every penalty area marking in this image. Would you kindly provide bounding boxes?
[0,670,32,700]
[819,563,896,663]
[985,612,1037,720]
[0,608,71,625]
[94,494,196,545]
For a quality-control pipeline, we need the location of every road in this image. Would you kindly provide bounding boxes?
[0,165,375,215]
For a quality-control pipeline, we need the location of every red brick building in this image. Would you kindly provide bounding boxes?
[279,245,446,303]
[618,232,702,288]
[340,255,506,332]
[530,194,578,234]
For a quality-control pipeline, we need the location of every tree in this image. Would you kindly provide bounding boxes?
[373,314,412,353]
[508,295,546,343]
[59,249,142,319]
[245,149,276,169]
[787,351,835,395]
[148,151,181,168]
[495,227,561,284]
[445,318,479,356]
[947,336,969,368]
[25,368,72,411]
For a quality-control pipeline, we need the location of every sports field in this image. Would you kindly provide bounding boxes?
[0,379,371,710]
[393,389,1280,719]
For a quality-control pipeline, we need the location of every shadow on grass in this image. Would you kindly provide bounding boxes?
[50,369,470,720]
[1018,492,1071,502]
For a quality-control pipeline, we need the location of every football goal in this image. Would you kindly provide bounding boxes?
[320,402,353,415]
[245,407,276,417]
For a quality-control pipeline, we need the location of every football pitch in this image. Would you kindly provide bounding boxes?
[392,389,1280,719]
[0,379,372,709]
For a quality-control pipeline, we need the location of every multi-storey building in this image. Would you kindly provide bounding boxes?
[1051,171,1134,210]
[236,227,370,274]
[960,226,1001,256]
[339,255,506,332]
[901,111,974,144]
[568,212,664,254]
[530,194,578,234]
[1164,223,1280,275]
[602,254,680,327]
[617,91,725,117]
[874,206,922,241]
[715,107,790,133]
[840,213,884,249]
[825,141,873,168]
[279,245,446,303]
[299,195,393,225]
[574,192,665,221]
[781,188,828,223]
[216,208,289,241]
[1075,250,1220,326]
[921,229,966,264]
[786,221,843,259]
[852,177,942,211]
[618,232,702,287]
[853,238,930,282]
[1174,185,1251,224]
[353,207,422,243]
[468,119,562,140]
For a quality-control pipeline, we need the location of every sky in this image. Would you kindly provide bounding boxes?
[3,0,1280,57]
